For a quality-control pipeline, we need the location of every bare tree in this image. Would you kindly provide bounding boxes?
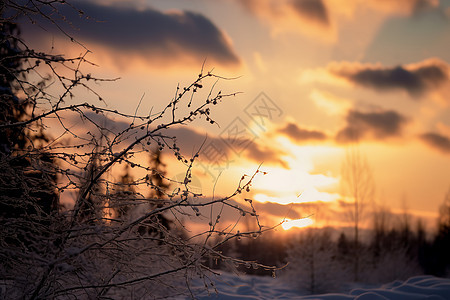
[341,145,375,282]
[0,2,277,299]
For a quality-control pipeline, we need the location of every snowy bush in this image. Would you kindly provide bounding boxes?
[283,229,349,294]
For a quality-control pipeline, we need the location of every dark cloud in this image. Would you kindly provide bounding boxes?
[411,0,438,14]
[336,109,408,143]
[243,142,288,168]
[278,122,327,143]
[236,0,330,32]
[420,132,450,154]
[179,197,253,226]
[74,110,286,166]
[253,201,302,219]
[169,126,286,167]
[330,60,449,97]
[253,200,333,220]
[291,0,329,26]
[22,1,240,68]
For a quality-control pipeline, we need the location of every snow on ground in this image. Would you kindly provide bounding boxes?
[188,273,450,299]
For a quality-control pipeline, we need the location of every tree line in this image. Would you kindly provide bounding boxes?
[211,193,450,294]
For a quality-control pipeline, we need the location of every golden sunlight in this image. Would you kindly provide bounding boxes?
[252,167,338,194]
[281,218,314,230]
[253,187,340,205]
[250,141,340,206]
[309,89,352,116]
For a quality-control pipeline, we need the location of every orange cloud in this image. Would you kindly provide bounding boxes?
[233,0,439,42]
[309,90,352,116]
[328,0,439,17]
[235,0,336,42]
[364,0,439,15]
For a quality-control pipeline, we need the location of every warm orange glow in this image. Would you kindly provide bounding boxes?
[253,187,340,204]
[281,218,314,230]
[309,89,352,116]
[250,142,342,206]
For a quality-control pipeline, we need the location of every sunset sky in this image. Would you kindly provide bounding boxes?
[22,0,450,231]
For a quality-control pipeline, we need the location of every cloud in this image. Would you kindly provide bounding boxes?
[243,142,288,168]
[236,0,334,41]
[327,0,438,17]
[235,0,438,42]
[156,126,286,167]
[328,59,449,98]
[278,122,327,143]
[365,0,438,15]
[69,108,288,167]
[336,109,408,143]
[420,132,450,154]
[23,1,240,69]
[290,0,330,26]
[253,201,303,219]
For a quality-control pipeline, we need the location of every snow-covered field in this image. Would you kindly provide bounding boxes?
[189,273,450,299]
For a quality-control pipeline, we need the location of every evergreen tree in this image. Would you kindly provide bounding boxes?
[77,147,103,223]
[0,19,58,234]
[148,149,170,199]
[109,164,136,220]
[0,17,59,288]
[138,149,172,236]
[433,189,450,276]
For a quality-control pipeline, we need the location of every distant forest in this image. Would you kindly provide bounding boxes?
[211,199,450,294]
